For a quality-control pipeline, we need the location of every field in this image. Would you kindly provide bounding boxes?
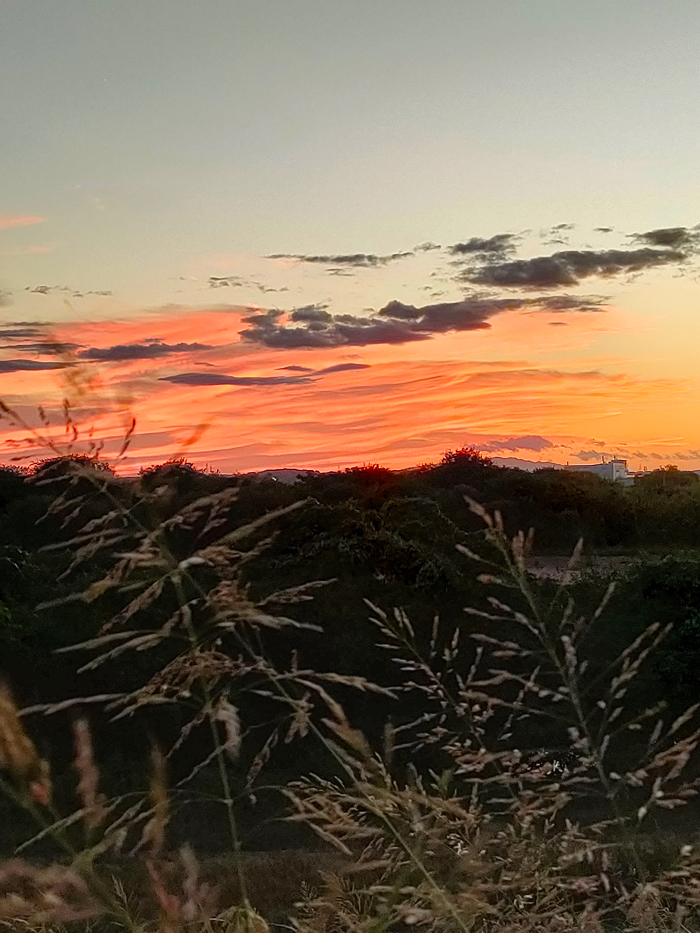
[2,440,700,930]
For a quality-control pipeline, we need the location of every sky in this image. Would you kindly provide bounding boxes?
[1,0,699,475]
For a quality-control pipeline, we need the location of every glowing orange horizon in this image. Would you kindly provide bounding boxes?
[1,304,699,475]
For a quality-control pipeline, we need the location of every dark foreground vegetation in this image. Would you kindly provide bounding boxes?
[2,432,700,930]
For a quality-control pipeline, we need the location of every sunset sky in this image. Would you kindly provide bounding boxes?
[1,1,699,475]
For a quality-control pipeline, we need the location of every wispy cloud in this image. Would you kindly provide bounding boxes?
[208,275,288,293]
[24,285,113,298]
[0,245,53,256]
[160,372,316,386]
[522,294,608,313]
[265,251,414,269]
[0,214,45,230]
[0,342,82,355]
[160,360,370,387]
[539,223,576,247]
[314,362,370,375]
[481,434,555,453]
[0,321,51,340]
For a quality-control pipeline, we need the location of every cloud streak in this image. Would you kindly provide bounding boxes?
[0,321,53,340]
[0,359,71,373]
[0,342,82,355]
[480,435,555,453]
[265,251,414,268]
[208,275,288,292]
[25,285,113,298]
[160,360,370,387]
[0,215,45,230]
[76,340,214,362]
[160,372,315,386]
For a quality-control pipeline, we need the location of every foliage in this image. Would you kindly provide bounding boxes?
[30,454,117,478]
[440,445,494,468]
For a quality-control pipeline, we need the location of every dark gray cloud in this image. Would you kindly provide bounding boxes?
[630,225,700,250]
[76,340,214,362]
[414,242,442,251]
[462,247,687,289]
[376,297,516,331]
[448,234,518,258]
[289,303,332,322]
[595,227,614,234]
[265,251,414,268]
[0,359,72,373]
[238,292,601,350]
[240,307,431,348]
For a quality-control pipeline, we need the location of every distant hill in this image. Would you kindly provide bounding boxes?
[242,459,564,482]
[490,457,561,471]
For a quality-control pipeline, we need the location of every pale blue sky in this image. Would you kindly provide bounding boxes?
[2,0,699,305]
[1,1,700,474]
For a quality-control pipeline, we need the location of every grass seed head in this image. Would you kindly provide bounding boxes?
[0,680,51,806]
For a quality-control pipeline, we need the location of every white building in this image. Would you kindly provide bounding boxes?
[562,458,635,485]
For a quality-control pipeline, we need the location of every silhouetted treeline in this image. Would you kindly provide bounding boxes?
[1,451,700,851]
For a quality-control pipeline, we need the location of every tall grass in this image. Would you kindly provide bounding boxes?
[2,393,700,931]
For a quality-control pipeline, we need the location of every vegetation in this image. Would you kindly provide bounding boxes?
[1,401,700,930]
